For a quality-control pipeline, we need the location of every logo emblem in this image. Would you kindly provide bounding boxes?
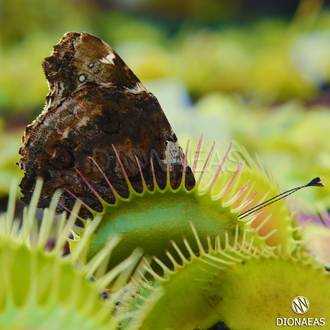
[291,296,310,315]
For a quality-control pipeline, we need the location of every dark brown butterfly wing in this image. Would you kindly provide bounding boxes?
[18,32,195,219]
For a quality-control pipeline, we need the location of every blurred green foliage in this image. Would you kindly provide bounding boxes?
[0,0,329,211]
[0,121,23,199]
[1,0,329,115]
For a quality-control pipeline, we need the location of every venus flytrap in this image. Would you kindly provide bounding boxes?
[125,223,330,330]
[69,139,279,282]
[71,138,321,281]
[0,179,141,330]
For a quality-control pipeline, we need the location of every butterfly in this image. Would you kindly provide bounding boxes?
[18,32,195,220]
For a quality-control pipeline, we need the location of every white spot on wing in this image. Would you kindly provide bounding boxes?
[79,75,86,82]
[124,82,147,93]
[99,52,116,65]
[98,81,147,93]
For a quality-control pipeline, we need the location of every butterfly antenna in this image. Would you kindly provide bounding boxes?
[238,177,324,219]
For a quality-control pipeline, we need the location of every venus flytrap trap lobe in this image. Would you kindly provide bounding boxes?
[123,222,330,330]
[0,179,143,330]
[68,136,324,285]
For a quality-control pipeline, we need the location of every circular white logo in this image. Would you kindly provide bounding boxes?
[291,296,310,315]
